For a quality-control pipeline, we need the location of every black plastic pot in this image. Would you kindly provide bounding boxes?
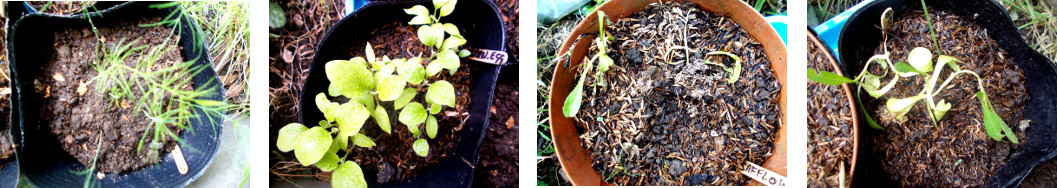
[296,0,504,187]
[8,2,225,187]
[839,0,1057,187]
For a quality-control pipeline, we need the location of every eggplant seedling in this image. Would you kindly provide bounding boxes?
[562,11,614,118]
[807,6,1017,144]
[276,0,465,187]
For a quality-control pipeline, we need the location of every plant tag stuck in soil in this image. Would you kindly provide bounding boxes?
[741,162,786,186]
[173,146,188,175]
[464,47,508,66]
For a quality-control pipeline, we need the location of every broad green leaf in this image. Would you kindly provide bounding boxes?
[326,59,374,98]
[933,99,951,121]
[862,74,899,98]
[400,102,428,126]
[430,24,445,49]
[404,5,429,17]
[316,153,340,172]
[377,75,407,101]
[352,133,376,147]
[409,15,431,25]
[407,122,421,138]
[332,161,368,188]
[430,103,442,114]
[426,116,438,139]
[316,93,338,122]
[365,43,376,64]
[563,79,585,118]
[277,123,308,152]
[976,91,1018,144]
[937,55,961,71]
[336,102,371,137]
[442,23,462,38]
[375,64,396,82]
[885,95,925,121]
[426,60,445,77]
[295,127,332,166]
[433,0,452,11]
[394,88,417,110]
[807,69,856,85]
[438,0,457,17]
[398,61,426,85]
[438,49,461,74]
[427,80,456,107]
[373,105,392,134]
[413,138,430,157]
[268,2,286,29]
[906,47,933,76]
[417,25,438,47]
[328,83,340,97]
[355,92,375,112]
[330,132,349,153]
[441,35,466,50]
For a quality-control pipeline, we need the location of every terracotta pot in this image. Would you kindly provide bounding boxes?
[808,28,859,185]
[547,0,787,185]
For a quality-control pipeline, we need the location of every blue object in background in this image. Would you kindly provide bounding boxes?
[765,15,788,46]
[345,0,368,15]
[813,0,873,60]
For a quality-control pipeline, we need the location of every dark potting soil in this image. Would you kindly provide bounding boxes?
[27,1,97,15]
[862,11,1028,187]
[344,22,469,183]
[1020,158,1057,187]
[806,36,854,187]
[473,72,518,187]
[575,1,781,185]
[494,0,518,63]
[38,18,187,174]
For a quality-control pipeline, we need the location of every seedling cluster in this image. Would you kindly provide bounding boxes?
[807,7,1018,144]
[562,11,742,118]
[276,0,467,187]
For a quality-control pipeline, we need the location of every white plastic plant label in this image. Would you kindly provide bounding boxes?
[741,161,786,186]
[465,47,509,66]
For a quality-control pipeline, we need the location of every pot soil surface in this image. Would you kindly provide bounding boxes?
[39,17,187,174]
[575,1,781,185]
[343,22,469,183]
[806,36,854,187]
[27,1,97,15]
[473,72,518,187]
[861,10,1028,187]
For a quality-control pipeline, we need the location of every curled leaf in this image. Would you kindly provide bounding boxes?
[905,47,933,76]
[885,95,926,121]
[404,5,429,17]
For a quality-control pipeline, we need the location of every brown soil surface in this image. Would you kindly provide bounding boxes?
[495,0,518,64]
[861,10,1028,187]
[473,71,518,187]
[39,18,187,174]
[342,22,468,183]
[1020,158,1057,187]
[575,1,781,185]
[806,36,854,187]
[27,1,97,15]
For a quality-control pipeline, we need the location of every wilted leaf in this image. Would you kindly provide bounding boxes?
[906,47,933,76]
[885,95,925,121]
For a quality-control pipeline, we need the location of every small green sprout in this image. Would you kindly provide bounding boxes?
[276,0,465,187]
[563,11,614,118]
